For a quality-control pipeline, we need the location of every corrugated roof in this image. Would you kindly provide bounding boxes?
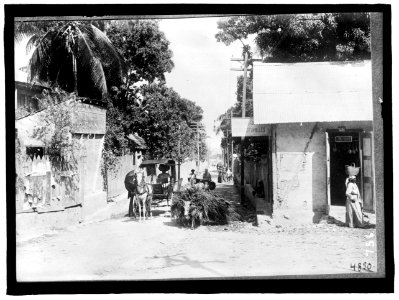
[127,133,147,149]
[253,61,373,124]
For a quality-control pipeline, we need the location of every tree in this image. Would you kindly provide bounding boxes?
[215,13,370,151]
[117,82,206,161]
[107,20,174,84]
[31,88,82,191]
[216,13,370,62]
[102,20,206,162]
[27,21,126,100]
[14,20,61,44]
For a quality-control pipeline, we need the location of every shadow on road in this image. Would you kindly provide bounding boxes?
[146,253,226,277]
[213,183,257,224]
[162,220,193,230]
[324,215,376,229]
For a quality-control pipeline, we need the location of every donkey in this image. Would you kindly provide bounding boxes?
[124,170,152,221]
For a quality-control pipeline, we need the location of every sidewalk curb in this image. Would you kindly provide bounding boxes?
[17,193,130,244]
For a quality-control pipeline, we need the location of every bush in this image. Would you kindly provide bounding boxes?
[171,185,239,228]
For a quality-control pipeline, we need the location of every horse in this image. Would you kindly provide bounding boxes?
[124,170,152,221]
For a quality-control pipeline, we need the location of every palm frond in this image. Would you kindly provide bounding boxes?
[26,21,126,99]
[80,24,127,86]
[75,27,108,98]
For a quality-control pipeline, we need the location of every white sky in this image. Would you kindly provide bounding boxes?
[159,17,250,155]
[15,18,250,155]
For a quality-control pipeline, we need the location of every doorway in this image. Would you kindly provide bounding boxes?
[329,132,361,206]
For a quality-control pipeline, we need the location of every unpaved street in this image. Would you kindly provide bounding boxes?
[16,183,377,281]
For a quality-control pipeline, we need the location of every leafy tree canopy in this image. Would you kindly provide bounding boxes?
[103,20,207,162]
[107,20,174,84]
[216,13,370,62]
[106,82,206,161]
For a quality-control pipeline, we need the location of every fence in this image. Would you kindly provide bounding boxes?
[16,155,82,213]
[19,155,51,175]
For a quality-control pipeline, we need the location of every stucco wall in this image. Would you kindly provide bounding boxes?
[272,121,373,220]
[272,122,326,214]
[16,205,82,238]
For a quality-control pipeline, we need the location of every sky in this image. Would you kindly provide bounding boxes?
[14,17,250,156]
[159,17,249,156]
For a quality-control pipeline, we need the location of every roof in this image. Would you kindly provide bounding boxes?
[15,80,49,92]
[140,159,175,166]
[253,60,373,124]
[127,133,147,149]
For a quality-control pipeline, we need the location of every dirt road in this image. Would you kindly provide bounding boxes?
[16,183,377,281]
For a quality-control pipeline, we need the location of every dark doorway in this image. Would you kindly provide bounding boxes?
[329,132,361,206]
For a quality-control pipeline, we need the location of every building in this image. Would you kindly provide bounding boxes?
[15,80,109,233]
[234,60,375,223]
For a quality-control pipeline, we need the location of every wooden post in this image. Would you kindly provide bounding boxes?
[231,110,234,171]
[197,123,200,173]
[241,51,248,204]
[178,124,181,182]
[46,171,51,205]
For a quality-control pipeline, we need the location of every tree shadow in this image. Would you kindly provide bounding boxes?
[146,253,226,277]
[163,220,190,229]
[149,209,167,217]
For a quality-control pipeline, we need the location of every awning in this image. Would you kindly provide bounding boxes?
[127,133,147,149]
[253,61,373,124]
[140,159,175,166]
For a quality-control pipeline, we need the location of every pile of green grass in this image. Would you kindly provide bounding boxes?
[171,185,239,228]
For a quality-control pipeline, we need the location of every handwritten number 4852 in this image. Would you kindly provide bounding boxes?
[351,262,372,272]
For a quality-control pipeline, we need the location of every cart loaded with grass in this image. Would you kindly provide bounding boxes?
[171,185,239,229]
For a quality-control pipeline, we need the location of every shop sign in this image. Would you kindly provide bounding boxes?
[231,117,270,137]
[335,136,352,143]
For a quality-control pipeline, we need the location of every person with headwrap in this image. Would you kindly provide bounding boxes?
[345,175,363,228]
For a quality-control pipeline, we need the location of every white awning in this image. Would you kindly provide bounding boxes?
[253,61,373,124]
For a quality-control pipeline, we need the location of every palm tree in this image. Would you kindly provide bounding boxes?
[26,21,126,100]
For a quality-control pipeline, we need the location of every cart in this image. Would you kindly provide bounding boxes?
[140,159,182,206]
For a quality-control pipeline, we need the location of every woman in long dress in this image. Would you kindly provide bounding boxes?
[345,175,363,228]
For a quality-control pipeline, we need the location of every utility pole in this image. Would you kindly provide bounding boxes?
[230,51,261,204]
[240,51,248,205]
[197,122,200,173]
[178,124,181,182]
[189,122,205,174]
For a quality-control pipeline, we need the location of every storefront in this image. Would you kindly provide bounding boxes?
[251,60,375,222]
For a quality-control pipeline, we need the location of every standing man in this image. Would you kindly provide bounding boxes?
[189,169,197,186]
[233,154,240,185]
[202,168,212,181]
